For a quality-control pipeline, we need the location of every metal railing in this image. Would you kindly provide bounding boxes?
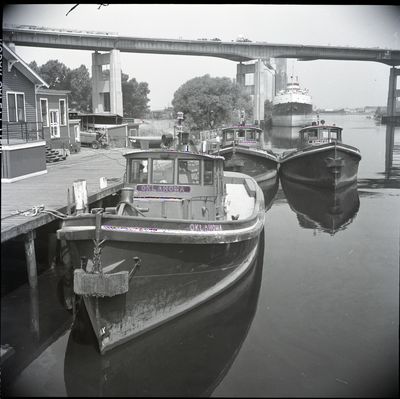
[2,122,44,145]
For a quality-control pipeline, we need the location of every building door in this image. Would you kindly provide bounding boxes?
[49,110,60,138]
[74,124,80,142]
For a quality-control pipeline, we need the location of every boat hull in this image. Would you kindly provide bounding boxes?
[279,143,361,188]
[64,232,264,396]
[65,235,262,354]
[215,147,278,182]
[271,113,314,127]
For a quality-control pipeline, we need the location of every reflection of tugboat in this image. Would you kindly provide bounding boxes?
[259,176,279,211]
[281,178,360,235]
[64,233,264,397]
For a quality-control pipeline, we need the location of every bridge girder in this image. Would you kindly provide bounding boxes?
[3,27,400,66]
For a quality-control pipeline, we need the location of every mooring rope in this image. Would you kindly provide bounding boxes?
[10,205,68,220]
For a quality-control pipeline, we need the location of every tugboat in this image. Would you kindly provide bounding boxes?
[279,120,361,188]
[205,123,279,184]
[57,112,266,354]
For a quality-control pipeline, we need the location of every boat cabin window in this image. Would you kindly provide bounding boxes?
[223,129,234,141]
[246,130,259,140]
[127,159,148,184]
[330,128,341,141]
[152,159,174,184]
[302,129,318,141]
[322,129,330,139]
[178,159,200,185]
[204,160,213,185]
[237,129,245,138]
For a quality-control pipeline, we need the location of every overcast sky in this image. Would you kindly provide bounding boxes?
[3,4,400,110]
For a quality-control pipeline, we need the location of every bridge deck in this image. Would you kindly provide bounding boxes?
[3,26,400,65]
[1,148,126,243]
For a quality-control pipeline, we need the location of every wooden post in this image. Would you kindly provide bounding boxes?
[47,232,58,269]
[67,187,72,215]
[99,177,108,189]
[24,230,37,289]
[73,179,88,214]
[29,287,40,340]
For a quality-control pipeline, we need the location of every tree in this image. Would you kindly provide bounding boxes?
[29,61,92,112]
[171,74,253,130]
[68,65,92,112]
[30,60,70,90]
[121,72,150,118]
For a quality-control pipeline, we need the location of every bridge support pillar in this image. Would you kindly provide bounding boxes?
[387,66,400,118]
[236,58,287,126]
[92,49,123,116]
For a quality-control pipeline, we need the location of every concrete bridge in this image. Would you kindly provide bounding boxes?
[3,25,400,122]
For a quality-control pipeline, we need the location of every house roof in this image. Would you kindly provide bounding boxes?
[37,88,71,95]
[3,43,49,88]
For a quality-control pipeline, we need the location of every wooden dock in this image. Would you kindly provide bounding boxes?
[1,148,126,243]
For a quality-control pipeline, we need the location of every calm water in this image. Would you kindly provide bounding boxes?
[1,114,399,397]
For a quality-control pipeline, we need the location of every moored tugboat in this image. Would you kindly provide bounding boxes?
[207,124,279,184]
[57,113,266,354]
[279,120,361,188]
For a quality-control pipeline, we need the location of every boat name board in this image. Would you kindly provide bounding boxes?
[309,139,329,145]
[136,184,191,193]
[189,224,223,232]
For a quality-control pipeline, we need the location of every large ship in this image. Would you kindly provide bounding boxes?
[272,76,314,127]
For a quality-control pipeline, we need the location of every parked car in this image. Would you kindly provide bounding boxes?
[211,38,221,41]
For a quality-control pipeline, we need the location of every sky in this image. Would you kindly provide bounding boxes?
[3,4,400,110]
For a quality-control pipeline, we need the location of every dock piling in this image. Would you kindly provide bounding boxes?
[24,230,38,289]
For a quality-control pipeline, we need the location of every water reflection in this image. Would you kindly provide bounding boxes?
[64,233,265,397]
[385,123,400,180]
[259,176,279,211]
[281,178,360,235]
[267,126,300,152]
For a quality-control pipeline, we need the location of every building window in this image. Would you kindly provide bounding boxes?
[101,64,110,81]
[103,92,111,112]
[49,110,60,138]
[245,73,254,86]
[59,99,67,126]
[7,92,26,122]
[40,98,49,127]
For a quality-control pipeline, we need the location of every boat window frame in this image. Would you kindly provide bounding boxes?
[127,158,149,184]
[151,158,175,185]
[177,158,201,185]
[223,129,235,143]
[203,159,214,185]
